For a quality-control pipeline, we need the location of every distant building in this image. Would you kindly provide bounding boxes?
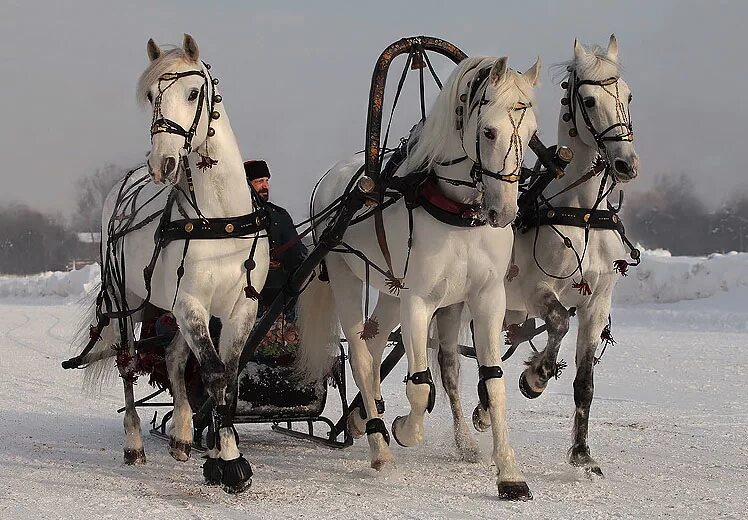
[68,232,101,270]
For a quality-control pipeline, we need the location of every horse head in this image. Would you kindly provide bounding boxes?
[138,34,218,184]
[565,35,638,182]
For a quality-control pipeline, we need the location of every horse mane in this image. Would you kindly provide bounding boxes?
[406,56,536,171]
[136,47,200,105]
[555,44,621,82]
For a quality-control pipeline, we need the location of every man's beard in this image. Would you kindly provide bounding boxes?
[258,189,269,201]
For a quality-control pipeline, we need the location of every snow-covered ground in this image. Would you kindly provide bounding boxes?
[1,253,747,519]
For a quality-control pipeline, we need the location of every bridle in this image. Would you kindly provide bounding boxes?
[563,71,633,155]
[148,61,222,213]
[433,65,531,191]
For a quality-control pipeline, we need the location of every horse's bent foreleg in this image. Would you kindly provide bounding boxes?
[435,303,481,462]
[328,255,394,470]
[391,295,436,448]
[165,333,192,462]
[349,292,400,436]
[520,290,570,399]
[173,295,226,406]
[569,301,610,477]
[469,289,531,501]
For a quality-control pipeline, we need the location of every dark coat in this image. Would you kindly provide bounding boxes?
[262,201,307,301]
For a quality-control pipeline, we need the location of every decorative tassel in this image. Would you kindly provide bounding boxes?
[359,317,380,341]
[554,359,568,380]
[196,153,218,171]
[89,324,102,341]
[506,264,520,282]
[114,344,138,384]
[595,323,616,365]
[600,323,615,347]
[385,274,405,295]
[572,278,592,295]
[613,259,629,276]
[244,284,261,300]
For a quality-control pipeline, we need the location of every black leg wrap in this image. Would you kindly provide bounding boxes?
[477,365,504,409]
[358,398,386,421]
[203,457,225,485]
[365,418,390,445]
[221,454,253,494]
[404,368,436,413]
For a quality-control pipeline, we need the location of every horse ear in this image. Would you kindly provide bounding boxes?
[606,33,619,63]
[573,39,587,63]
[490,56,509,86]
[147,38,161,62]
[183,33,200,62]
[523,56,541,87]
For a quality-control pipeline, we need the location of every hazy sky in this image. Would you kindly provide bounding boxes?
[1,0,745,221]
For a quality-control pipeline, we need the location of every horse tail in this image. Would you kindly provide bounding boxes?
[294,269,340,384]
[69,283,120,391]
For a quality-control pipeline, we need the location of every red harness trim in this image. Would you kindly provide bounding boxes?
[419,179,482,220]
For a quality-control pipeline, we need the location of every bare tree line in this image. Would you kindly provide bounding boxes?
[0,166,746,275]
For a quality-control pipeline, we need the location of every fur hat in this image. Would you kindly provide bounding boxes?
[244,160,271,181]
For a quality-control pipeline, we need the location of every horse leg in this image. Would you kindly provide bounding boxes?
[165,333,193,461]
[469,290,531,501]
[115,320,146,465]
[207,297,258,494]
[435,303,481,462]
[519,290,570,399]
[471,309,527,432]
[569,301,610,478]
[173,295,226,406]
[349,292,400,437]
[391,295,436,448]
[328,255,393,470]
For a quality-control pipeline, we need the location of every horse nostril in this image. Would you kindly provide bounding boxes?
[162,156,177,177]
[614,159,631,174]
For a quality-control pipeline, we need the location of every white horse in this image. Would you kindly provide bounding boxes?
[73,35,268,493]
[435,35,639,478]
[297,55,541,500]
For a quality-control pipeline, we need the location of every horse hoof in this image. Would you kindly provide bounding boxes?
[123,448,146,465]
[203,457,225,486]
[518,372,543,399]
[472,405,491,432]
[569,445,604,478]
[497,481,533,501]
[221,455,253,494]
[391,416,410,447]
[370,457,394,472]
[347,410,365,439]
[169,437,191,462]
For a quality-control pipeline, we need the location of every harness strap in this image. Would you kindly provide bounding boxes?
[477,365,504,409]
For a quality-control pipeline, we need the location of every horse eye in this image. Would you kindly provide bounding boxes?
[146,92,153,103]
[584,97,596,108]
[188,89,199,102]
[483,127,497,140]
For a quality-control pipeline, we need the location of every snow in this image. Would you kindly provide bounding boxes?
[1,255,747,518]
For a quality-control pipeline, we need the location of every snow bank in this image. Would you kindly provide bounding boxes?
[1,251,747,306]
[0,264,100,299]
[614,250,748,304]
